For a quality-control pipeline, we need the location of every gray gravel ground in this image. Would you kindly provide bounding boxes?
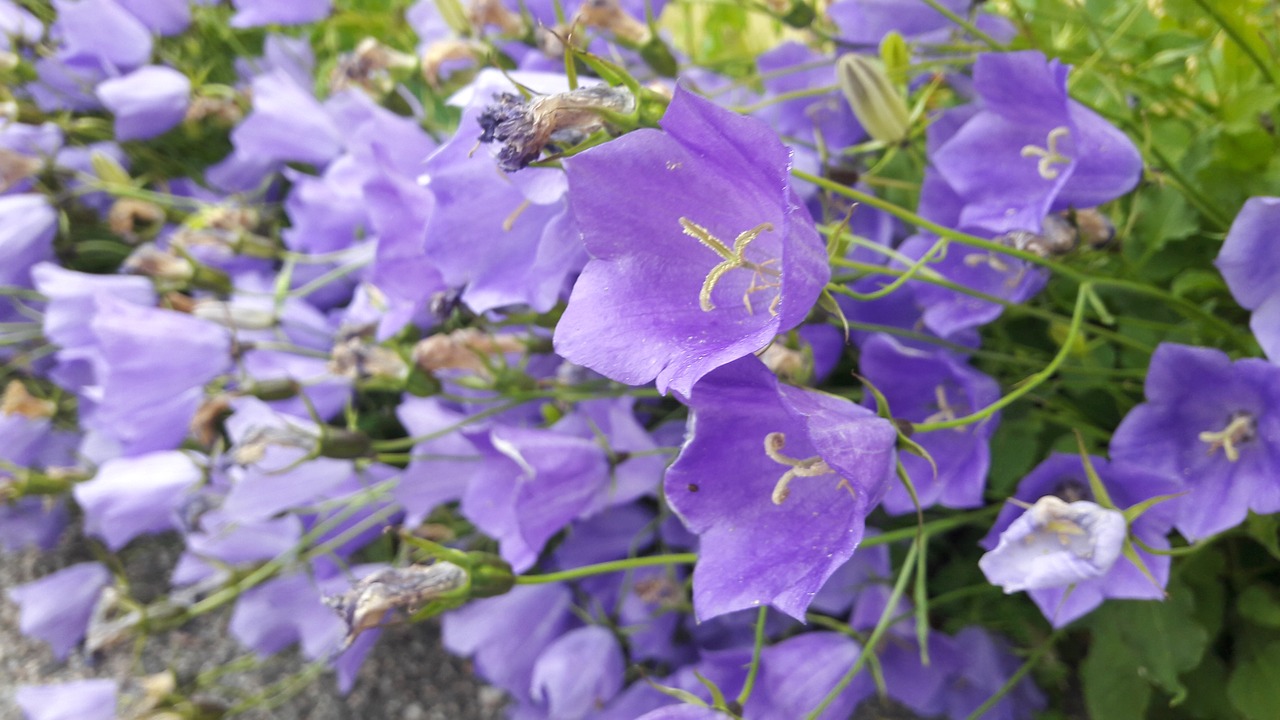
[0,532,505,720]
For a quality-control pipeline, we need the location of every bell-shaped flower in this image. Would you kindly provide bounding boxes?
[1216,196,1280,360]
[15,679,118,720]
[230,69,343,168]
[73,450,203,550]
[52,0,152,72]
[230,0,332,28]
[556,85,830,396]
[1111,343,1280,540]
[932,51,1142,235]
[859,333,999,513]
[6,562,111,659]
[980,453,1177,627]
[114,0,190,35]
[664,356,897,620]
[96,65,191,141]
[530,625,626,719]
[980,495,1125,596]
[745,632,873,720]
[460,422,610,572]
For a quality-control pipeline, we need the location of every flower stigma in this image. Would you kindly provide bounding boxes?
[1020,126,1072,180]
[679,217,780,315]
[763,431,839,505]
[1198,411,1257,462]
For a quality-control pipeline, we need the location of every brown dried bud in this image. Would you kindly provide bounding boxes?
[2,381,56,419]
[477,84,636,172]
[107,198,166,243]
[412,328,526,377]
[0,148,43,193]
[123,244,195,283]
[760,342,810,383]
[325,563,469,647]
[421,39,478,87]
[330,38,417,96]
[329,335,409,381]
[190,395,232,448]
[469,0,525,35]
[185,95,244,126]
[574,0,650,44]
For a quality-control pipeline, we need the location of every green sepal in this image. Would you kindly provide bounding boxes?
[639,35,679,78]
[1074,432,1116,510]
[779,0,816,28]
[1121,490,1187,525]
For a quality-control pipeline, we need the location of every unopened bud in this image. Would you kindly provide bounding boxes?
[837,54,911,145]
[329,336,410,382]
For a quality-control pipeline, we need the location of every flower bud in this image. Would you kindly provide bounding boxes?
[837,54,911,145]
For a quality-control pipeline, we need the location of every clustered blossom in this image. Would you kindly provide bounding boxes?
[0,1,1267,719]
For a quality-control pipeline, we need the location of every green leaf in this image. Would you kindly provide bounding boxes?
[1228,640,1280,719]
[1245,512,1280,560]
[1084,578,1210,708]
[1236,585,1280,630]
[1082,632,1152,720]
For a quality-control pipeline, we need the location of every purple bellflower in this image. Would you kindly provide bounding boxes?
[73,450,203,550]
[230,0,332,28]
[858,333,999,513]
[980,453,1177,627]
[15,679,118,720]
[114,0,190,35]
[95,65,191,140]
[7,562,111,659]
[555,85,830,397]
[746,631,874,719]
[1111,343,1280,541]
[529,625,626,719]
[1216,196,1280,360]
[932,51,1142,236]
[664,356,897,620]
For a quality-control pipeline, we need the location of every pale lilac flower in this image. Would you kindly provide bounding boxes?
[73,450,203,550]
[96,65,190,140]
[7,562,111,659]
[15,679,117,720]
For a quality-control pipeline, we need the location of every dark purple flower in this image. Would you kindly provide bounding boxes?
[932,51,1142,235]
[1216,196,1280,360]
[556,85,829,396]
[229,570,346,659]
[231,70,343,167]
[6,562,111,659]
[979,453,1177,627]
[745,632,874,720]
[1111,343,1280,540]
[73,450,203,549]
[442,583,576,705]
[230,0,332,28]
[461,423,610,572]
[420,70,585,314]
[52,0,152,71]
[0,195,57,290]
[114,0,190,35]
[15,679,117,720]
[530,625,626,719]
[664,356,897,620]
[96,65,190,140]
[859,333,999,513]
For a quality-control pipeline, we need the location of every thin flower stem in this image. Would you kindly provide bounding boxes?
[913,282,1092,432]
[861,506,1000,548]
[732,85,838,115]
[918,0,1004,50]
[514,553,699,584]
[1189,0,1279,88]
[805,538,919,720]
[829,259,1151,354]
[735,606,769,708]
[800,170,1247,343]
[964,630,1064,720]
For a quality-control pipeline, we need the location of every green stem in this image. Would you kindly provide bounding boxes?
[514,553,698,584]
[913,283,1092,432]
[964,631,1063,720]
[1189,0,1279,88]
[805,538,919,719]
[736,606,769,708]
[861,505,1000,548]
[918,0,1004,50]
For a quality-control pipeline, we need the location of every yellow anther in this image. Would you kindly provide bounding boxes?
[1020,126,1072,180]
[679,217,778,314]
[764,432,836,505]
[1199,413,1257,463]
